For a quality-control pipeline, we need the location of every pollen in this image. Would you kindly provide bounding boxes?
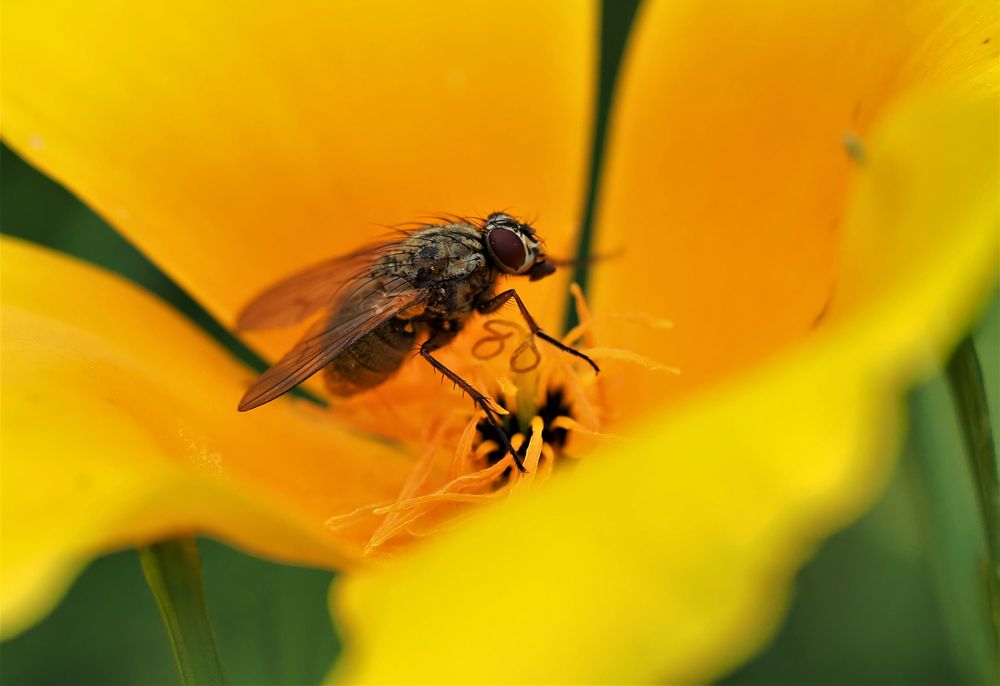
[324,283,673,556]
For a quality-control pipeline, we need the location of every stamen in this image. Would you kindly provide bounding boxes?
[495,375,519,401]
[564,313,674,346]
[550,415,618,439]
[565,283,673,345]
[562,321,592,347]
[509,337,541,373]
[324,501,388,530]
[585,347,681,374]
[509,432,526,453]
[608,312,674,329]
[473,440,499,460]
[445,456,514,488]
[363,456,513,553]
[363,421,448,550]
[366,516,422,553]
[560,368,600,431]
[522,416,544,471]
[483,394,509,416]
[449,414,480,478]
[510,417,545,495]
[372,491,504,515]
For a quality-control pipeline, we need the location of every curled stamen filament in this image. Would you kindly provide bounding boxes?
[471,319,522,360]
[472,318,540,373]
[510,337,541,373]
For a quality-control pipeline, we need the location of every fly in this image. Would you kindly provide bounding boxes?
[236,212,599,471]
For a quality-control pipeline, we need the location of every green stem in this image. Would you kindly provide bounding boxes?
[139,538,226,686]
[946,336,1000,662]
[563,0,642,333]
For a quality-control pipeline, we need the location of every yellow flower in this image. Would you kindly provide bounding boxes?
[2,1,997,683]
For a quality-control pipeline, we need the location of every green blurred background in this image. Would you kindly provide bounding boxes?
[2,1,998,683]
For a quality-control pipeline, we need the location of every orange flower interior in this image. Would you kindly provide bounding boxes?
[591,0,997,418]
[320,285,675,555]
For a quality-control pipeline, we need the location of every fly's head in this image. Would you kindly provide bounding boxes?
[483,212,556,282]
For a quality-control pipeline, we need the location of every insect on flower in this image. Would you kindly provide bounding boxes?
[236,212,600,471]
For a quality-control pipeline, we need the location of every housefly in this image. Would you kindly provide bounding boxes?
[236,212,599,471]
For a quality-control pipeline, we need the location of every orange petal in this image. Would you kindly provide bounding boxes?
[2,1,595,342]
[590,0,997,411]
[0,237,416,638]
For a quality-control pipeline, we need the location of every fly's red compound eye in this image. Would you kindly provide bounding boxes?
[488,227,527,272]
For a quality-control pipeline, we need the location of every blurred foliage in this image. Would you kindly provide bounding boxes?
[730,295,1000,686]
[2,0,997,680]
[0,539,338,686]
[566,0,640,331]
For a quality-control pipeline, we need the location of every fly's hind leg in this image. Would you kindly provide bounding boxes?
[478,289,600,374]
[419,326,526,472]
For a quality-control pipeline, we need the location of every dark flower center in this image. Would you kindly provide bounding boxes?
[476,388,573,473]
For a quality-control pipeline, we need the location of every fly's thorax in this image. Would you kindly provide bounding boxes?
[423,263,496,320]
[370,222,488,286]
[391,223,497,318]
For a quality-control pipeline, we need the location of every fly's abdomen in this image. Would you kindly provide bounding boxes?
[323,317,415,396]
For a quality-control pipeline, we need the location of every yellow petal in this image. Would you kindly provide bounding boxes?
[590,0,997,410]
[0,237,417,639]
[332,94,998,683]
[2,0,594,343]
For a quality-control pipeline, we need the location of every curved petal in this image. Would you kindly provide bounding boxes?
[2,1,595,341]
[0,237,417,639]
[590,0,997,411]
[332,95,998,682]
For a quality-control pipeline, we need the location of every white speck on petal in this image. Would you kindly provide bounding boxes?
[27,134,45,150]
[178,424,227,478]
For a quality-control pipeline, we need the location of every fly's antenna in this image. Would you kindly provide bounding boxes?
[545,246,625,269]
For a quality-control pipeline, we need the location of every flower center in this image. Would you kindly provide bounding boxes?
[324,284,675,557]
[476,388,573,478]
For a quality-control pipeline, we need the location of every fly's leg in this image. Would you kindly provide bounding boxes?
[419,330,526,473]
[478,289,600,374]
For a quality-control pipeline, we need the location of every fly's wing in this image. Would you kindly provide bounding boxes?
[235,240,415,331]
[237,276,425,411]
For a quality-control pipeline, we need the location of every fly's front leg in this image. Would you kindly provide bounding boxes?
[420,327,526,472]
[478,289,600,374]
